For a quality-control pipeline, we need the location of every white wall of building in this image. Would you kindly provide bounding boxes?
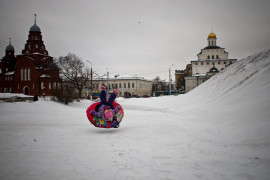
[192,59,236,75]
[197,48,228,60]
[83,77,152,97]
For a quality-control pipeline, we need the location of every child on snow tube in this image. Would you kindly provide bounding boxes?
[90,86,120,128]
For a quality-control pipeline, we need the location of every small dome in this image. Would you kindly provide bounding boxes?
[6,44,14,51]
[208,32,216,38]
[30,24,41,32]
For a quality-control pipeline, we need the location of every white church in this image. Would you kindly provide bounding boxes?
[185,32,237,93]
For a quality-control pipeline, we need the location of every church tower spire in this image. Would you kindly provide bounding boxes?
[22,14,48,55]
[207,30,217,47]
[34,14,37,24]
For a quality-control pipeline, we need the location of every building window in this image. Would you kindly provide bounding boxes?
[230,61,233,64]
[10,88,13,93]
[53,82,56,89]
[128,83,130,88]
[195,62,198,65]
[24,68,27,81]
[216,55,219,59]
[119,83,122,88]
[28,68,31,80]
[41,82,44,89]
[212,55,214,59]
[224,61,227,64]
[21,69,24,81]
[49,82,51,89]
[36,45,38,49]
[132,83,135,88]
[218,61,221,64]
[201,62,204,65]
[33,83,35,89]
[4,88,8,93]
[207,55,210,59]
[124,83,126,88]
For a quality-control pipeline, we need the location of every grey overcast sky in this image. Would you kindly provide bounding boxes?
[1,0,270,81]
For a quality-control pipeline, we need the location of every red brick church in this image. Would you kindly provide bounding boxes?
[0,15,61,96]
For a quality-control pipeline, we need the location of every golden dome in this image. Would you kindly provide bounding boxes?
[208,32,216,38]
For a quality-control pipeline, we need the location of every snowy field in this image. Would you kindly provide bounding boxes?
[1,49,270,180]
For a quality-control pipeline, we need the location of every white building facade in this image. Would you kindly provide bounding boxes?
[83,75,152,98]
[185,32,237,93]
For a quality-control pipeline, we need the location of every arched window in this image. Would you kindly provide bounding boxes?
[207,55,210,59]
[24,68,27,81]
[216,55,219,59]
[21,69,24,81]
[212,55,214,59]
[28,68,31,80]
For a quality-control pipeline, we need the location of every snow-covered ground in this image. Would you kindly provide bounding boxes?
[0,49,270,180]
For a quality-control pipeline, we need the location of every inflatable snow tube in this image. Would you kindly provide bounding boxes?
[86,102,124,128]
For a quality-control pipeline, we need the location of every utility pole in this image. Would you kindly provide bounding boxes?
[87,60,93,98]
[169,64,174,95]
[106,68,109,97]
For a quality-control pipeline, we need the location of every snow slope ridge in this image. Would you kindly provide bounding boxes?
[188,49,270,106]
[178,49,270,146]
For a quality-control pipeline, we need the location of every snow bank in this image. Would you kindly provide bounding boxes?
[0,93,34,98]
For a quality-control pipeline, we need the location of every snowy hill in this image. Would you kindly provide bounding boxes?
[0,49,270,180]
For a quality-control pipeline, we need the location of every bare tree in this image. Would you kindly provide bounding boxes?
[56,53,90,99]
[152,76,168,95]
